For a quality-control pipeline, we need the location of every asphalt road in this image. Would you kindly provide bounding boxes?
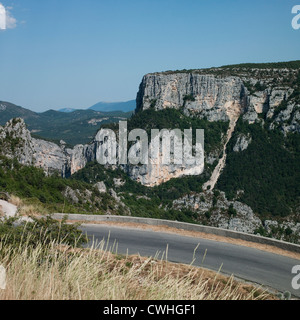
[80,223,300,298]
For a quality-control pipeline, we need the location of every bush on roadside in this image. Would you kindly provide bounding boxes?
[0,215,87,249]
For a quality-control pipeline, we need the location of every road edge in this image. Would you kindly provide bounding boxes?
[51,213,300,254]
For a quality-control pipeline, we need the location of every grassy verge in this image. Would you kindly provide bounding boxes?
[0,220,275,300]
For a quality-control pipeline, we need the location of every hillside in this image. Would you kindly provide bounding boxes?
[0,101,38,123]
[0,101,132,145]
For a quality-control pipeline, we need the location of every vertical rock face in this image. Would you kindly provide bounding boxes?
[136,73,247,121]
[66,143,96,176]
[32,138,70,175]
[124,157,204,187]
[0,118,35,166]
[243,87,294,122]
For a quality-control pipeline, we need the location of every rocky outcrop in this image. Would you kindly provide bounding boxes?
[240,72,299,133]
[172,188,300,239]
[173,191,263,234]
[108,188,131,216]
[94,181,107,193]
[273,104,300,134]
[245,88,292,117]
[0,118,35,165]
[233,133,252,152]
[264,220,300,241]
[0,118,68,174]
[0,118,95,177]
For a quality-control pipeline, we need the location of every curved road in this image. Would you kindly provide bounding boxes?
[81,223,300,298]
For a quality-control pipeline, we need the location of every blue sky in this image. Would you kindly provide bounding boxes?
[0,0,300,112]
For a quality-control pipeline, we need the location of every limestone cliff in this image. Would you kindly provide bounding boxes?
[136,69,299,131]
[136,73,247,121]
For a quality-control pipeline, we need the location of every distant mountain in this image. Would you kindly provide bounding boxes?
[0,101,132,145]
[89,100,136,112]
[58,100,136,113]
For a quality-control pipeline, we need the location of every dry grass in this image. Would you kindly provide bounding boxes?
[0,196,284,300]
[9,195,48,217]
[0,238,276,300]
[8,195,23,207]
[18,204,43,217]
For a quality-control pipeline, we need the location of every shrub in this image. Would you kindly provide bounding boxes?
[228,204,237,217]
[0,215,87,248]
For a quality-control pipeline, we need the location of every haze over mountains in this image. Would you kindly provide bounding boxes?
[0,100,134,145]
[58,100,136,113]
[88,100,136,112]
